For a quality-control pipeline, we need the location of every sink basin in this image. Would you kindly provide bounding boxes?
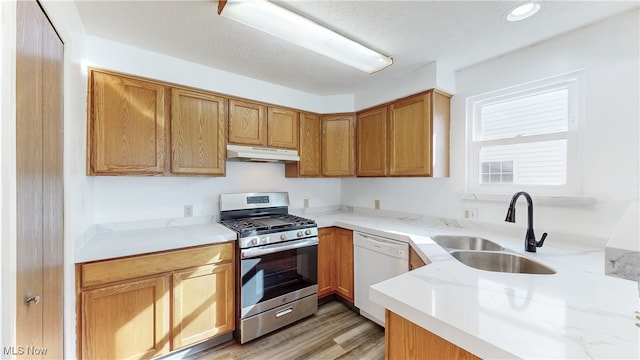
[450,250,556,275]
[431,235,505,251]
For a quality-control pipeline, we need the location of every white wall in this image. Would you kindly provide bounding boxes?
[92,163,341,223]
[83,35,354,114]
[354,62,438,110]
[82,36,345,226]
[353,61,458,111]
[342,9,640,245]
[0,0,17,352]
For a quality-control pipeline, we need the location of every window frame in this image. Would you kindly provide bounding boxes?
[466,71,584,196]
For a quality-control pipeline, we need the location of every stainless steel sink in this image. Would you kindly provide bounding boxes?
[450,250,556,275]
[431,235,505,251]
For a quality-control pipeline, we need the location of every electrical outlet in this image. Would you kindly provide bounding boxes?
[184,205,193,217]
[374,200,380,210]
[303,199,309,208]
[463,208,478,221]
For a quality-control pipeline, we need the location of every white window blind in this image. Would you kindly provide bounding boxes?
[467,72,582,194]
[478,89,569,141]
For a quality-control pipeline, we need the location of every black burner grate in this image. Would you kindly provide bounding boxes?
[220,214,316,234]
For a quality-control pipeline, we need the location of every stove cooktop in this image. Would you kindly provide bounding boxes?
[220,213,316,237]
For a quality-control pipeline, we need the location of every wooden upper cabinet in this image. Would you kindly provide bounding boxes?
[171,88,227,176]
[356,105,389,177]
[267,106,299,149]
[389,90,451,177]
[286,112,321,177]
[228,101,299,150]
[88,69,166,175]
[228,99,267,146]
[321,114,356,177]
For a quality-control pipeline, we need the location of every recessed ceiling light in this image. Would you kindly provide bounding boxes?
[505,2,541,22]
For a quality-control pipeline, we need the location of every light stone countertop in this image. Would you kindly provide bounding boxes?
[75,218,237,263]
[307,209,639,360]
[76,209,639,359]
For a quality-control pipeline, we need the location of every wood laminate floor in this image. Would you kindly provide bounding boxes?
[185,301,385,360]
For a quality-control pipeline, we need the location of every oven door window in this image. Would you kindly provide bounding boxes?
[241,243,317,310]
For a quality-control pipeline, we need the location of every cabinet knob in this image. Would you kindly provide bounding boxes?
[25,295,40,305]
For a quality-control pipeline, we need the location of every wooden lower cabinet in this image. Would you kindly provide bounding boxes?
[77,242,235,360]
[172,263,235,349]
[386,310,480,360]
[333,228,354,302]
[317,227,354,302]
[81,277,170,360]
[317,228,334,298]
[409,246,429,270]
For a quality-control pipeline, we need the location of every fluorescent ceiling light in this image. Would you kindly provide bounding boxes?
[505,2,541,22]
[218,0,393,73]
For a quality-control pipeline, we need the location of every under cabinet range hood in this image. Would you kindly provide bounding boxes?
[226,144,300,163]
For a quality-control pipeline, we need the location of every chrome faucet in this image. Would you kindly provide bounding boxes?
[505,191,547,252]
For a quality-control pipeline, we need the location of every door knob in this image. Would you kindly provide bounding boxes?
[25,295,40,305]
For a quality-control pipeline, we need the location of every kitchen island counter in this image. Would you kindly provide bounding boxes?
[306,209,639,359]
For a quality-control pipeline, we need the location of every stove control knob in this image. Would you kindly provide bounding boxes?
[297,231,303,238]
[250,238,258,246]
[280,234,287,241]
[305,229,312,235]
[260,237,268,245]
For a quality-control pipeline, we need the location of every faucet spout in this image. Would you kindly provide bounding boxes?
[505,191,548,252]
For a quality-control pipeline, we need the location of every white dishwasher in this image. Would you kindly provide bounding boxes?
[353,231,408,327]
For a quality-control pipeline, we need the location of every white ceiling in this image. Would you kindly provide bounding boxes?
[74,0,639,95]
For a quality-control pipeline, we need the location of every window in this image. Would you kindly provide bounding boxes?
[466,71,583,195]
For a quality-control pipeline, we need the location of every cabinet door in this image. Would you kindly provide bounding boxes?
[285,112,321,177]
[88,70,166,175]
[389,92,432,176]
[171,88,227,175]
[267,106,299,149]
[228,99,266,146]
[334,228,354,302]
[317,228,334,298]
[386,310,480,360]
[321,114,355,177]
[357,105,389,176]
[81,277,170,360]
[172,262,235,349]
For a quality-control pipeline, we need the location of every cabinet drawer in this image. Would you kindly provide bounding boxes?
[79,242,234,288]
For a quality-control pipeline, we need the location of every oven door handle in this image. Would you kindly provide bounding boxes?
[241,237,319,259]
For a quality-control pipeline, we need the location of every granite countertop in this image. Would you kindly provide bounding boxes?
[307,210,639,359]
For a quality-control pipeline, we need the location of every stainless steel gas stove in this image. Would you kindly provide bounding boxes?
[219,192,318,344]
